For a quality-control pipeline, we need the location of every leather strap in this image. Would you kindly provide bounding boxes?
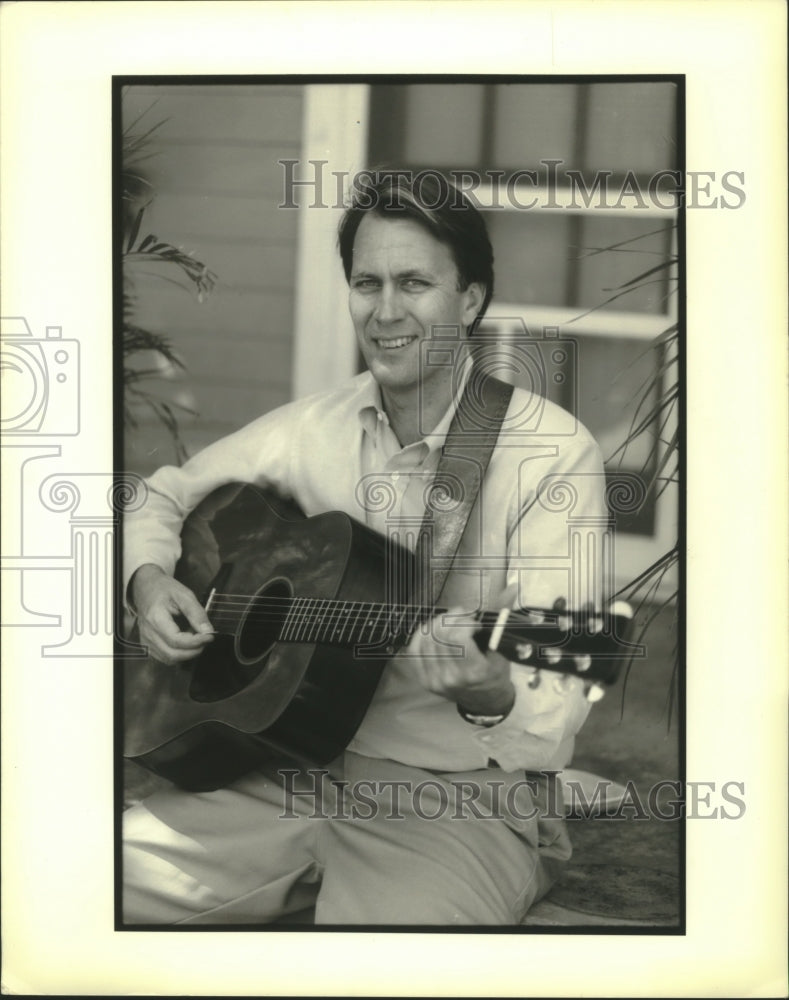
[412,369,514,607]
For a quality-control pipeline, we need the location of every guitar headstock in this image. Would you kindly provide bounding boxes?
[474,600,635,702]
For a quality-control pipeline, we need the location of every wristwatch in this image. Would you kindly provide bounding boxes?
[457,704,507,727]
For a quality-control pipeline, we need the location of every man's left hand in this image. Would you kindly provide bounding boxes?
[407,607,516,718]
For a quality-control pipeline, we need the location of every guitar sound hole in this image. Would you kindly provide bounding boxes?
[188,577,292,703]
[236,577,292,665]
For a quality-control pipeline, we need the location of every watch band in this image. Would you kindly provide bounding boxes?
[457,704,506,727]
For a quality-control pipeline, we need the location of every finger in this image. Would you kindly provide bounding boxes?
[437,605,475,627]
[151,607,214,650]
[153,644,206,665]
[138,627,205,665]
[488,582,519,611]
[172,586,215,635]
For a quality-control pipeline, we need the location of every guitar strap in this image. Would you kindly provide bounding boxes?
[412,368,514,608]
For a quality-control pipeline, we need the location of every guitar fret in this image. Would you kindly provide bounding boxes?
[345,602,359,646]
[346,601,361,644]
[347,602,362,645]
[329,599,346,644]
[303,598,316,642]
[336,602,350,644]
[309,599,324,643]
[331,600,344,642]
[281,597,301,642]
[372,603,387,645]
[299,599,314,643]
[385,604,398,642]
[396,604,410,639]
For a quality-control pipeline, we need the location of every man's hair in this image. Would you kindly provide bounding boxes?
[337,170,494,330]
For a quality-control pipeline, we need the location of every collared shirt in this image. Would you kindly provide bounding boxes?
[124,371,608,773]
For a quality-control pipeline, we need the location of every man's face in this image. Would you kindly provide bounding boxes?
[348,214,483,396]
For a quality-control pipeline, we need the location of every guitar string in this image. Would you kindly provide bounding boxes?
[201,606,582,635]
[185,593,606,644]
[202,592,582,619]
[202,593,570,622]
[201,601,574,631]
[198,609,600,648]
[203,598,569,628]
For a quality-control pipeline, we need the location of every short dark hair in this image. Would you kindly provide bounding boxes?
[338,169,494,329]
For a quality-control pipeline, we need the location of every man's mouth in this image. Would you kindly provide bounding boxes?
[374,335,418,351]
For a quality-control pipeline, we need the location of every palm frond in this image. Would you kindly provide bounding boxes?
[120,99,217,461]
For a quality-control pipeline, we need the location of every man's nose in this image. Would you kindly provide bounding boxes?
[374,283,405,324]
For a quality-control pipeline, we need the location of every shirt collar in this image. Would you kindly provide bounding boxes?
[357,353,473,455]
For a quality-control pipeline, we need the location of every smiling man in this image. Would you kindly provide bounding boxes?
[123,170,609,925]
[345,206,485,446]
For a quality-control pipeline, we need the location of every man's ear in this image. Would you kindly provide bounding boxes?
[461,283,486,327]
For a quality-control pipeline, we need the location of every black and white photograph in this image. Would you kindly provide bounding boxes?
[118,77,684,930]
[1,3,786,996]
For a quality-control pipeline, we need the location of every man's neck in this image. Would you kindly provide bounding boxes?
[380,369,458,447]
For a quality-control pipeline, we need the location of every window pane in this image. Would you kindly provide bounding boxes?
[492,83,579,168]
[487,211,573,307]
[403,84,485,166]
[584,83,677,174]
[575,335,665,535]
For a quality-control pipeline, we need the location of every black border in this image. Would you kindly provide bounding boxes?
[112,73,686,935]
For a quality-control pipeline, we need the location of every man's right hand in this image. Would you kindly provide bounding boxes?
[130,564,215,665]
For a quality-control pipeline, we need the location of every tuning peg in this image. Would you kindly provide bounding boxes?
[608,600,633,620]
[527,669,542,689]
[574,653,592,673]
[544,646,562,666]
[588,614,604,635]
[584,682,606,703]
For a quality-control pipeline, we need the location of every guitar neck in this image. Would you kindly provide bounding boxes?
[210,593,633,685]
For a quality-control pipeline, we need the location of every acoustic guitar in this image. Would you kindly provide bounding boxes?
[123,483,634,791]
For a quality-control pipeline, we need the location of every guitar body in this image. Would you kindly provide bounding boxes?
[124,484,407,791]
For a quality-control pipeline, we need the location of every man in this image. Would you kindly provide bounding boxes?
[123,171,608,925]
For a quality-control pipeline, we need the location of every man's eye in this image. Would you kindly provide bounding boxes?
[352,279,378,290]
[403,278,429,289]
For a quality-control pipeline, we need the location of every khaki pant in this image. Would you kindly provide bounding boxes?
[123,752,571,925]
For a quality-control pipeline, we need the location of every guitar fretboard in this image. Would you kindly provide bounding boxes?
[279,597,433,651]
